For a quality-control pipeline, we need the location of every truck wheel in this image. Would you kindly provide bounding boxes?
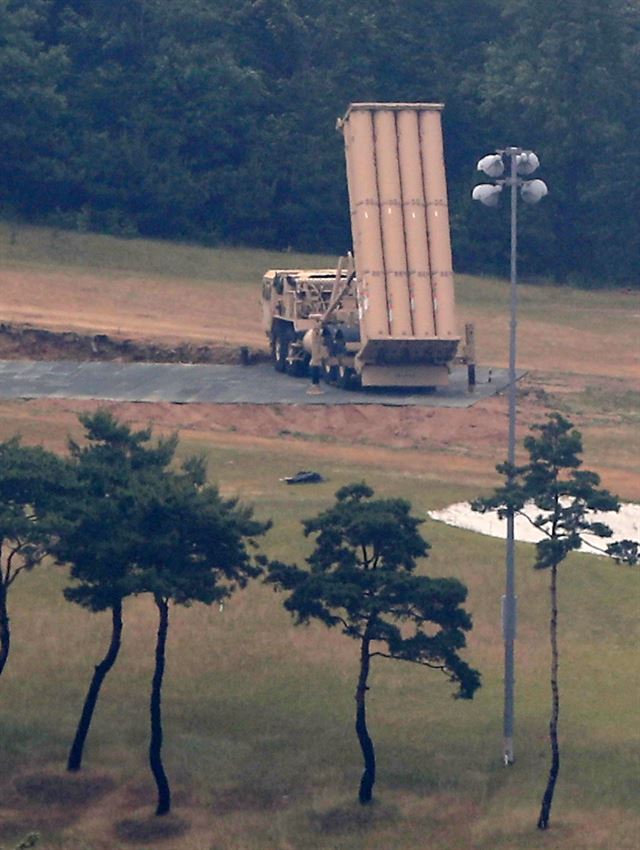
[337,365,354,390]
[322,362,338,384]
[288,353,310,378]
[272,328,289,373]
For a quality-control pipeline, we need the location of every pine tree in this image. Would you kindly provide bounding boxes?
[54,410,177,771]
[135,456,269,815]
[474,413,637,829]
[267,482,480,804]
[0,437,70,679]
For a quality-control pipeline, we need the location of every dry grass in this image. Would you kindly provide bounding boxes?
[114,814,190,844]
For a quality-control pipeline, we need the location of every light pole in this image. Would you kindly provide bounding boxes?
[472,148,547,766]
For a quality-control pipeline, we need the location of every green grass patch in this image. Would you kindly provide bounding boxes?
[3,221,634,315]
[0,443,637,850]
[456,271,636,320]
[0,221,338,286]
[554,385,640,420]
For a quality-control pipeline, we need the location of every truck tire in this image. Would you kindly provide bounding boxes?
[271,326,291,373]
[288,352,310,378]
[322,362,338,384]
[337,364,355,390]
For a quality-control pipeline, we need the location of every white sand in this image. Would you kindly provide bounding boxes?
[428,501,639,558]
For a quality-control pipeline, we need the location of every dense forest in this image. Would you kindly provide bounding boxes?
[1,0,638,284]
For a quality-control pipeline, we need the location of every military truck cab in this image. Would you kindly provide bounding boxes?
[261,266,361,384]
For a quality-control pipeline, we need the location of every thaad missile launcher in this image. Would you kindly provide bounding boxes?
[261,103,474,389]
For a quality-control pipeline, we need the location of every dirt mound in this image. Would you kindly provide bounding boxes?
[25,395,517,453]
[0,322,268,365]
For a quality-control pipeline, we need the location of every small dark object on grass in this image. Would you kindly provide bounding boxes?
[281,471,325,485]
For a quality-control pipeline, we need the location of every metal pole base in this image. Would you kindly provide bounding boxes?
[503,738,514,766]
[467,363,476,391]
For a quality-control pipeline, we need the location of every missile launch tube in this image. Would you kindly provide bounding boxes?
[343,109,390,338]
[396,109,436,336]
[373,110,413,336]
[343,125,363,285]
[419,110,456,338]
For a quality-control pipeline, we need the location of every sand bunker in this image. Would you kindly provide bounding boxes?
[428,501,639,558]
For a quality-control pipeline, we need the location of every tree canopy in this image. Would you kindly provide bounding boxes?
[1,0,638,284]
[268,482,480,804]
[0,436,70,677]
[57,409,178,614]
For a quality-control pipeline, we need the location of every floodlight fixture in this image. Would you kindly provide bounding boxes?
[520,178,548,204]
[472,183,503,207]
[477,153,505,178]
[516,151,540,175]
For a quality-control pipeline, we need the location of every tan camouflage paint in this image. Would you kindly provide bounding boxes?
[342,108,390,339]
[373,109,413,336]
[419,108,457,338]
[396,109,436,335]
[341,103,456,341]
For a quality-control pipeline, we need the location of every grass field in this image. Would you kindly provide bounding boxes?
[0,224,638,850]
[0,221,340,284]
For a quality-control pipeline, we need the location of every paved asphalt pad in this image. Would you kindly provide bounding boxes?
[0,360,521,407]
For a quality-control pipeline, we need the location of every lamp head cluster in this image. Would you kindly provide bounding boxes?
[473,148,548,207]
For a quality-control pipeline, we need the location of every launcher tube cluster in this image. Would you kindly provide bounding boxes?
[341,102,457,344]
[261,102,467,389]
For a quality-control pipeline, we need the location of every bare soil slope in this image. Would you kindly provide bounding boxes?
[0,261,638,497]
[0,267,264,347]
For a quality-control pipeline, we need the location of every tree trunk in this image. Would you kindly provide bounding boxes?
[67,601,124,771]
[355,631,375,805]
[538,564,560,830]
[0,582,10,678]
[150,595,171,816]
